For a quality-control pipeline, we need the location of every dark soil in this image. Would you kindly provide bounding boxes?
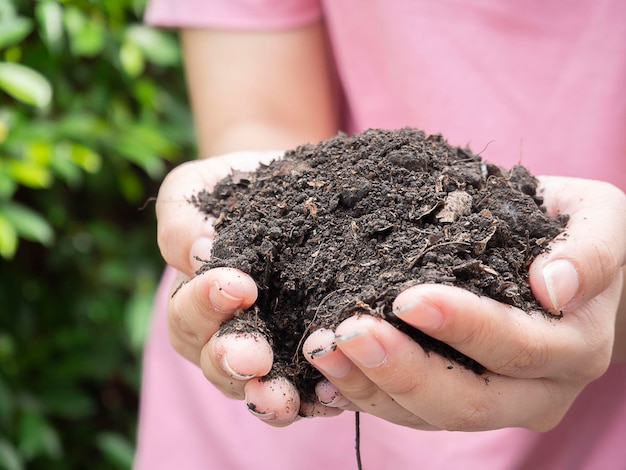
[191,128,567,401]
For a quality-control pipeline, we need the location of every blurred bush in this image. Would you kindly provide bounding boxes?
[0,0,194,468]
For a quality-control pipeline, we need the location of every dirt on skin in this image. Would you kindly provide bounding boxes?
[191,128,568,400]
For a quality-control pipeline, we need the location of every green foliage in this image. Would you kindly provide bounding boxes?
[0,0,194,468]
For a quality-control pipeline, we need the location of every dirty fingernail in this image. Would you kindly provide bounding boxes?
[336,330,387,368]
[542,259,579,310]
[393,298,444,331]
[221,355,255,380]
[316,380,350,407]
[209,280,243,312]
[307,343,352,378]
[306,342,337,360]
[246,402,276,421]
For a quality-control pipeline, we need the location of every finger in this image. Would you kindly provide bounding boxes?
[333,314,576,431]
[301,331,356,410]
[167,267,258,365]
[200,331,274,399]
[391,284,597,379]
[244,377,301,427]
[298,398,345,418]
[156,152,282,275]
[303,328,432,428]
[314,380,354,409]
[530,176,626,311]
[156,160,220,275]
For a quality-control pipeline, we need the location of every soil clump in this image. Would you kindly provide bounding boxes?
[191,128,567,400]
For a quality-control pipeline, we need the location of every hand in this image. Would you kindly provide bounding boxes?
[156,152,342,426]
[304,176,626,431]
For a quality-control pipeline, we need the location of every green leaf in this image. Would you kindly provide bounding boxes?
[52,141,102,178]
[50,159,81,186]
[56,113,106,141]
[69,142,102,173]
[0,163,17,199]
[117,142,165,180]
[119,41,144,78]
[125,275,157,353]
[25,140,53,166]
[0,62,52,108]
[115,123,175,178]
[96,433,134,470]
[18,411,62,461]
[64,7,105,57]
[0,201,54,246]
[0,213,17,258]
[0,438,23,470]
[0,17,33,49]
[131,0,148,17]
[117,168,143,203]
[126,25,180,66]
[5,159,52,189]
[0,116,7,144]
[35,1,64,53]
[0,0,17,21]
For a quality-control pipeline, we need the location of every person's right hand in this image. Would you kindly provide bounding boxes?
[155,152,344,427]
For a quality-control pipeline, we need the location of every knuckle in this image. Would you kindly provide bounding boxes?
[339,379,382,403]
[574,343,611,383]
[168,328,201,367]
[589,238,616,282]
[495,336,547,376]
[451,311,494,350]
[168,296,203,347]
[376,365,425,397]
[437,397,490,431]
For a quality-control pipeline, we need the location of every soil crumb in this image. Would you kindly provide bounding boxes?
[191,128,567,399]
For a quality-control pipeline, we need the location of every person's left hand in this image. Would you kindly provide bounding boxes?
[304,176,626,431]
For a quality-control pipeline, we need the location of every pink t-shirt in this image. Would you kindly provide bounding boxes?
[136,1,626,469]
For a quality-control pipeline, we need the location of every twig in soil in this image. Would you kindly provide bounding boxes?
[292,288,349,364]
[408,240,471,268]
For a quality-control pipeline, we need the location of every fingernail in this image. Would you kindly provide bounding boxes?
[306,341,352,379]
[209,280,243,313]
[335,330,387,368]
[309,351,352,379]
[542,259,579,310]
[246,402,276,421]
[221,355,255,380]
[320,394,351,407]
[190,237,213,272]
[393,299,444,330]
[316,381,351,407]
[306,342,337,360]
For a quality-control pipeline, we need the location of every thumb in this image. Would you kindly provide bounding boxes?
[156,151,283,275]
[530,176,626,312]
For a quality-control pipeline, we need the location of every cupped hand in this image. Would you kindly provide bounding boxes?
[156,152,342,426]
[304,176,626,431]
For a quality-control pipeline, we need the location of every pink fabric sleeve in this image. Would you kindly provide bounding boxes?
[144,0,323,29]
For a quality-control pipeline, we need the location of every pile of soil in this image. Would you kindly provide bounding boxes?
[192,128,567,400]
